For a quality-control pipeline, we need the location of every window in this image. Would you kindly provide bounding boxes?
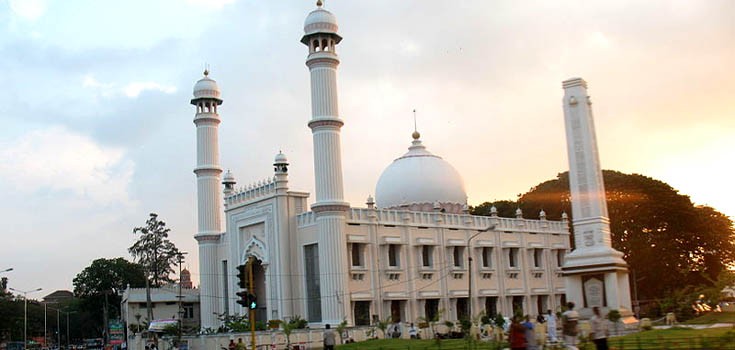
[354,301,371,326]
[481,247,493,268]
[351,243,364,267]
[456,298,469,321]
[533,249,543,268]
[453,246,464,268]
[388,244,400,267]
[421,245,433,267]
[508,248,519,268]
[222,260,229,315]
[485,297,498,318]
[425,299,440,321]
[304,244,322,322]
[556,249,565,267]
[183,305,194,319]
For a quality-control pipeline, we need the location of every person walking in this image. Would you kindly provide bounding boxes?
[590,307,609,350]
[522,315,538,350]
[235,338,246,350]
[323,324,337,350]
[228,339,236,350]
[508,316,527,350]
[545,309,558,343]
[561,302,580,349]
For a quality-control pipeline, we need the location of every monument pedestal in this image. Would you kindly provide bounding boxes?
[563,250,635,322]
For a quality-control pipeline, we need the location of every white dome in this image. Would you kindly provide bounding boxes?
[304,6,338,36]
[274,151,288,164]
[192,70,221,100]
[375,134,467,212]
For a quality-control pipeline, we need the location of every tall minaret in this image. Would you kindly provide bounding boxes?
[301,1,351,325]
[561,78,632,317]
[191,70,224,329]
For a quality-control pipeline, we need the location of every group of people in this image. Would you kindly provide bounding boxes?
[227,337,248,350]
[509,302,610,350]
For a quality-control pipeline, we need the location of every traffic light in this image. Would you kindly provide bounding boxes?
[236,290,249,308]
[247,293,257,310]
[236,264,248,289]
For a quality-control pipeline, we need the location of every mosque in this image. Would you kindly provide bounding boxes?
[191,2,631,331]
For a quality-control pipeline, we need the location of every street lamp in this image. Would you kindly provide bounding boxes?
[10,287,43,348]
[467,224,496,326]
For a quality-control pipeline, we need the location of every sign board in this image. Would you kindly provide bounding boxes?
[148,319,178,332]
[109,320,124,345]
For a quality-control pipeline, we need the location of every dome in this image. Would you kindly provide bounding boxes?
[303,4,339,37]
[192,70,221,100]
[222,170,235,184]
[375,134,467,213]
[274,151,288,164]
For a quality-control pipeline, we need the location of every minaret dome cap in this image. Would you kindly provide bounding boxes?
[193,70,221,100]
[303,3,339,37]
[274,151,288,164]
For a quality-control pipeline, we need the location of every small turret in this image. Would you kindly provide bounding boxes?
[223,170,236,196]
[366,195,375,209]
[515,207,523,219]
[539,209,547,221]
[490,205,498,217]
[274,151,289,193]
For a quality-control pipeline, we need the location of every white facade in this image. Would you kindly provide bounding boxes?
[192,3,580,331]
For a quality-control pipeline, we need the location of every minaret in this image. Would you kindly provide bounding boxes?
[191,69,224,329]
[301,1,351,325]
[561,78,632,318]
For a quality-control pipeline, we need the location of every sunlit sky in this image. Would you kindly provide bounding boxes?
[1,0,733,296]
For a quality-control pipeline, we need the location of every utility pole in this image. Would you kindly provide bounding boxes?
[177,252,187,349]
[249,256,256,350]
[467,225,495,326]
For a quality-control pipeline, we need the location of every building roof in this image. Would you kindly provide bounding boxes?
[124,285,199,303]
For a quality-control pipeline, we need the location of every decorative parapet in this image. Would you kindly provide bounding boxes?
[224,176,278,206]
[341,208,568,234]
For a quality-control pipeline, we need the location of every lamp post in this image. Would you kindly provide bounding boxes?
[176,251,188,349]
[10,287,43,348]
[467,225,495,326]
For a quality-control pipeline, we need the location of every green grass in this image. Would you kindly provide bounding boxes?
[683,312,735,324]
[337,338,504,350]
[336,327,735,350]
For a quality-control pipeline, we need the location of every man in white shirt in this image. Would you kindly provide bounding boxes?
[545,309,558,343]
[561,302,580,349]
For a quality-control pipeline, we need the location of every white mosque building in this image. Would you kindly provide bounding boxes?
[191,2,630,331]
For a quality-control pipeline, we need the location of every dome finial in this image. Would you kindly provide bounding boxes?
[316,0,323,7]
[412,109,421,140]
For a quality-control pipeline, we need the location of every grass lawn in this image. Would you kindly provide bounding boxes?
[683,312,735,324]
[336,326,735,350]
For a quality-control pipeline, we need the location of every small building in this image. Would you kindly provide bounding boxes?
[121,284,200,335]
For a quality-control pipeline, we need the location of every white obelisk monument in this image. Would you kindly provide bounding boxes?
[561,78,633,318]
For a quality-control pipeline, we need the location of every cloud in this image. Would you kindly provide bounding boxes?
[0,126,135,206]
[185,0,235,10]
[82,74,177,98]
[7,0,47,21]
[123,81,177,98]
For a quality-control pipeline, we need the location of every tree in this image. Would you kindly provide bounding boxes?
[72,258,146,338]
[129,213,183,324]
[471,170,735,302]
[129,213,182,287]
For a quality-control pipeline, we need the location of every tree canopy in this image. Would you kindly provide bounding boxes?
[128,213,183,287]
[72,257,146,337]
[471,170,735,301]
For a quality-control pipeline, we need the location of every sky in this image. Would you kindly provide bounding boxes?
[1,0,733,296]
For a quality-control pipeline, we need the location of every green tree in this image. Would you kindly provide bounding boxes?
[72,257,146,338]
[471,170,735,302]
[129,213,182,287]
[129,213,183,324]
